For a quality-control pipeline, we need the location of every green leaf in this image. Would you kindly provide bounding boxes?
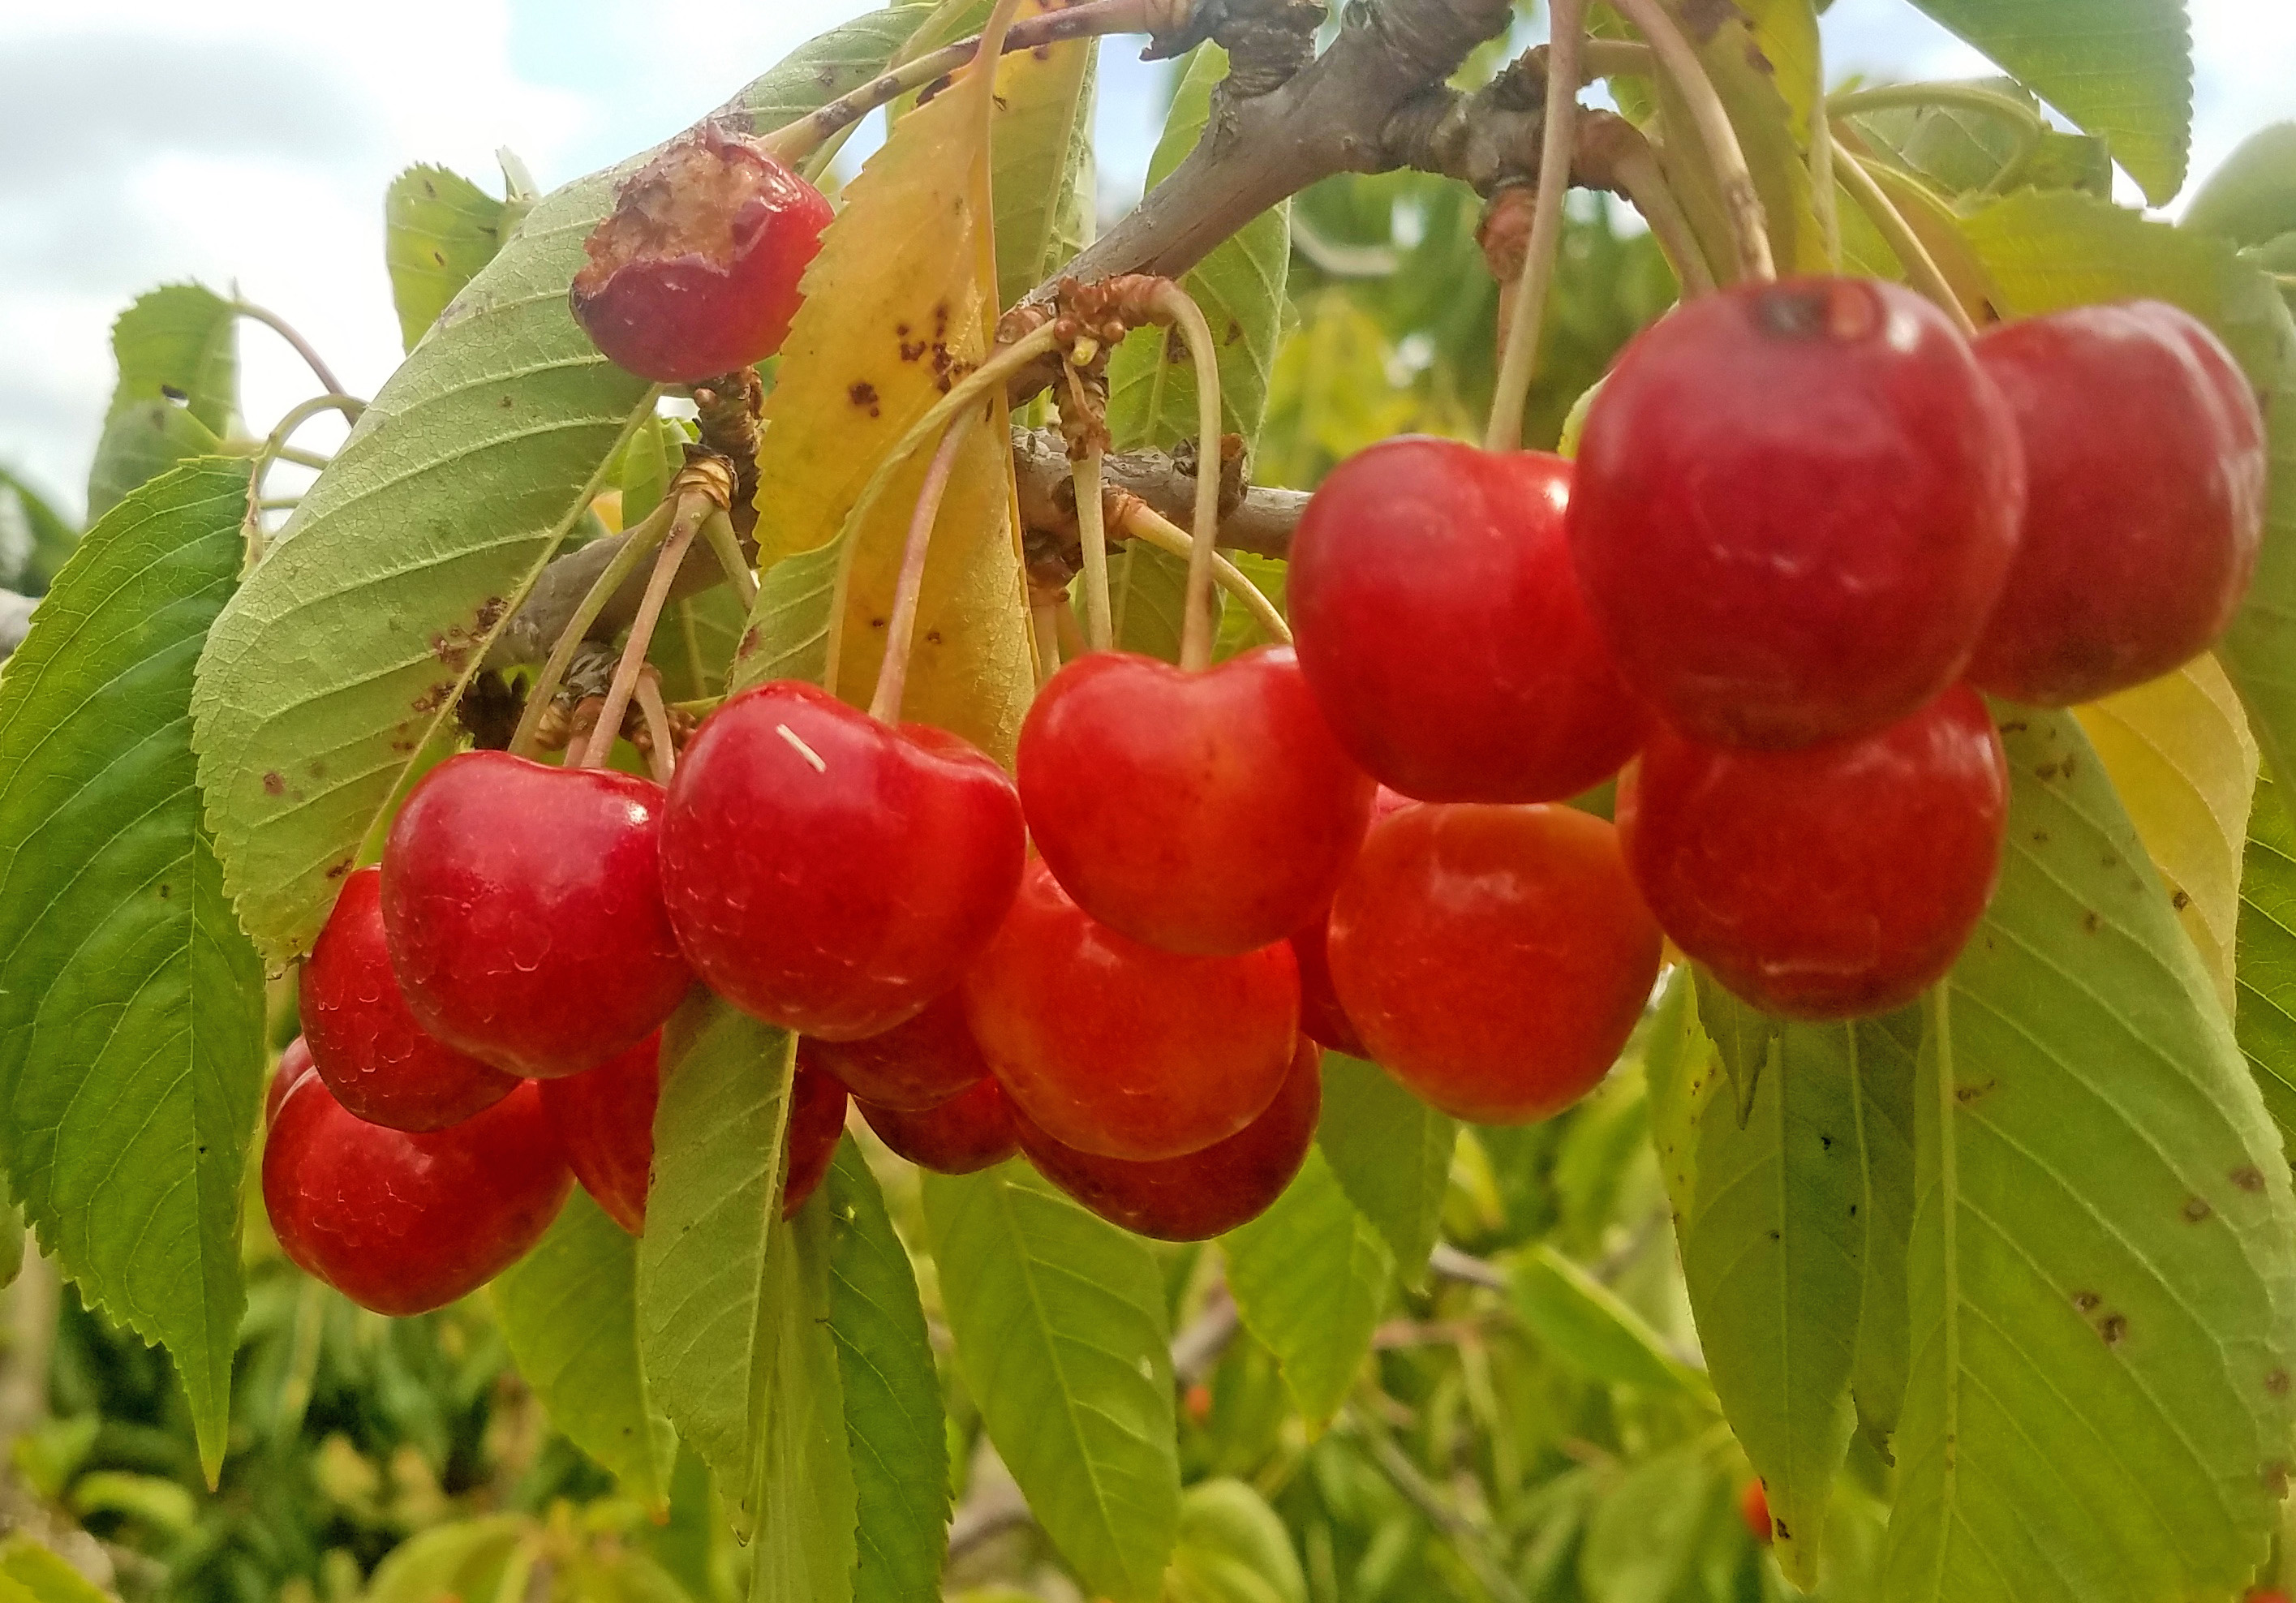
[1107,45,1291,454]
[1111,542,1205,665]
[1673,2,1829,275]
[991,33,1097,309]
[921,1162,1180,1603]
[1578,1444,1720,1603]
[750,1192,858,1603]
[2237,771,2296,1148]
[823,1141,948,1602]
[191,10,933,965]
[1641,967,1718,1225]
[1881,708,2296,1601]
[1222,1147,1392,1429]
[2184,123,2296,247]
[635,992,797,1536]
[363,1516,528,1603]
[1850,84,2110,200]
[104,284,238,437]
[1898,0,2192,203]
[1849,1011,1920,1457]
[385,164,514,354]
[0,1538,108,1603]
[1314,1054,1455,1289]
[86,400,221,524]
[0,470,79,596]
[1164,1479,1309,1603]
[0,460,265,1484]
[491,1186,676,1510]
[1511,1244,1705,1399]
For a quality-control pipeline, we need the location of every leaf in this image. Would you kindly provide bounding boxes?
[1881,707,2296,1602]
[0,1536,112,1603]
[86,400,221,525]
[2073,658,2259,1013]
[1106,45,1292,453]
[1315,1053,1455,1288]
[104,284,238,437]
[0,460,266,1483]
[191,10,933,965]
[385,164,514,353]
[1511,1244,1705,1398]
[1899,0,2192,204]
[1254,291,1417,492]
[1578,1445,1720,1603]
[363,1516,528,1603]
[2237,771,2296,1148]
[823,1141,948,1601]
[1849,1010,1921,1456]
[634,992,797,1536]
[1222,1147,1392,1429]
[1111,542,1205,665]
[1164,1479,1308,1603]
[0,470,79,596]
[2184,122,2296,247]
[750,1191,858,1603]
[1641,967,1719,1226]
[921,1162,1180,1603]
[491,1186,676,1510]
[991,10,1097,308]
[1675,2,1829,275]
[1850,85,2111,201]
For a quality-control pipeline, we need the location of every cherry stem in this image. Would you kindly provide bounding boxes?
[1809,99,1843,270]
[243,393,368,563]
[1610,140,1718,296]
[580,510,703,768]
[1031,598,1063,685]
[1826,84,2047,196]
[633,672,677,784]
[1142,281,1224,673]
[1485,0,1586,454]
[868,415,975,724]
[1832,142,1978,337]
[1074,449,1114,652]
[233,301,352,398]
[699,507,759,608]
[1115,497,1292,646]
[510,496,678,758]
[1605,0,1774,283]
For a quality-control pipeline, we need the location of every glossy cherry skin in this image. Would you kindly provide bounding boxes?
[267,1037,316,1128]
[859,1076,1019,1175]
[1968,301,2268,705]
[570,124,833,385]
[1329,805,1662,1124]
[802,989,990,1112]
[1289,789,1416,1058]
[1018,647,1376,956]
[1290,440,1645,802]
[538,1034,846,1232]
[263,1073,572,1317]
[1569,277,2023,750]
[300,868,520,1132]
[1619,686,2008,1021]
[963,859,1300,1161]
[662,681,1025,1040]
[382,752,693,1079]
[1740,1481,1774,1545]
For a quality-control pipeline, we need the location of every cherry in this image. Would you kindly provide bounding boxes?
[1328,804,1661,1124]
[1967,300,2268,705]
[1618,686,2008,1021]
[537,1033,847,1231]
[1289,439,1645,802]
[661,680,1025,1041]
[300,867,519,1132]
[382,751,693,1079]
[1568,277,2023,750]
[1739,1480,1774,1545]
[570,124,833,385]
[263,1073,572,1317]
[1017,646,1375,956]
[963,859,1299,1162]
[1290,789,1415,1058]
[266,1037,316,1128]
[1012,1038,1322,1241]
[802,989,990,1111]
[858,1075,1018,1175]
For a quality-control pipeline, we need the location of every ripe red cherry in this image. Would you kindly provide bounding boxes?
[859,1076,1018,1175]
[267,1037,316,1128]
[661,681,1025,1040]
[570,124,833,385]
[1619,686,2008,1021]
[1569,277,2023,749]
[963,859,1299,1161]
[1329,805,1661,1123]
[1289,440,1645,802]
[300,867,519,1132]
[1740,1481,1773,1545]
[1967,301,2268,705]
[1013,1038,1322,1241]
[1017,647,1375,956]
[802,990,990,1111]
[1290,789,1415,1057]
[263,1074,572,1316]
[538,1034,846,1231]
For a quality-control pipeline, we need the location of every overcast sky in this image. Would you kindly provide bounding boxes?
[1,0,2288,522]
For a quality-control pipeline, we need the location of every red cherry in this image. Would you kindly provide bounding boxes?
[661,681,1025,1040]
[1017,647,1375,956]
[1967,301,2268,705]
[382,752,692,1080]
[1619,687,2008,1021]
[802,989,991,1111]
[263,1074,572,1316]
[570,124,833,385]
[1290,789,1416,1058]
[300,868,520,1132]
[1289,440,1645,802]
[963,859,1299,1162]
[267,1037,316,1128]
[858,1075,1018,1175]
[1569,277,2023,749]
[1329,805,1661,1124]
[781,1057,848,1219]
[1012,1038,1322,1241]
[1740,1480,1773,1545]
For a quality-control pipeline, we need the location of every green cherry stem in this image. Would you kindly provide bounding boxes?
[632,670,677,784]
[699,506,759,609]
[234,301,352,398]
[1607,131,1717,295]
[1809,97,1843,269]
[1032,596,1063,685]
[1115,497,1292,646]
[1486,0,1586,454]
[1832,141,1978,337]
[509,496,678,758]
[1074,448,1114,652]
[1142,280,1225,673]
[867,414,976,724]
[579,511,702,768]
[1606,0,1774,282]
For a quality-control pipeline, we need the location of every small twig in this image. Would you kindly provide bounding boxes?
[1605,0,1774,281]
[1429,1243,1506,1291]
[869,417,975,724]
[1172,1285,1240,1385]
[633,672,677,783]
[1114,497,1290,645]
[234,300,352,398]
[1341,1408,1533,1603]
[1074,449,1113,652]
[1485,0,1585,453]
[510,496,678,757]
[580,517,700,767]
[1140,281,1223,671]
[699,507,759,609]
[1831,140,1978,336]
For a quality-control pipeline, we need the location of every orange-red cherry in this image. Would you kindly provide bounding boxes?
[1619,686,2008,1021]
[1740,1481,1774,1545]
[780,1058,848,1218]
[963,859,1299,1162]
[859,1076,1019,1175]
[267,1036,316,1128]
[1290,788,1414,1058]
[1017,646,1375,956]
[802,990,991,1111]
[1329,805,1662,1123]
[1290,439,1645,802]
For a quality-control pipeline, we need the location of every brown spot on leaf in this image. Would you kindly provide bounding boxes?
[2082,911,2103,935]
[2073,1291,2101,1313]
[2031,830,2050,844]
[1953,1078,1997,1104]
[2268,1461,2291,1498]
[2172,888,2191,911]
[2099,1314,2127,1346]
[848,381,881,418]
[924,629,944,645]
[2269,1369,2290,1397]
[2184,1197,2213,1223]
[411,683,454,715]
[157,883,170,900]
[325,861,350,880]
[2034,762,2061,780]
[262,771,286,797]
[2234,1166,2268,1193]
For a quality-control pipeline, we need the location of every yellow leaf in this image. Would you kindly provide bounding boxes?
[992,2,1098,308]
[2074,657,2259,1014]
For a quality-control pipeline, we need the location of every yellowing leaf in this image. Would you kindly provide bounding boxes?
[992,2,1097,308]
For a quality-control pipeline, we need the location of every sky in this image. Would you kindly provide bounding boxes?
[0,0,2289,524]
